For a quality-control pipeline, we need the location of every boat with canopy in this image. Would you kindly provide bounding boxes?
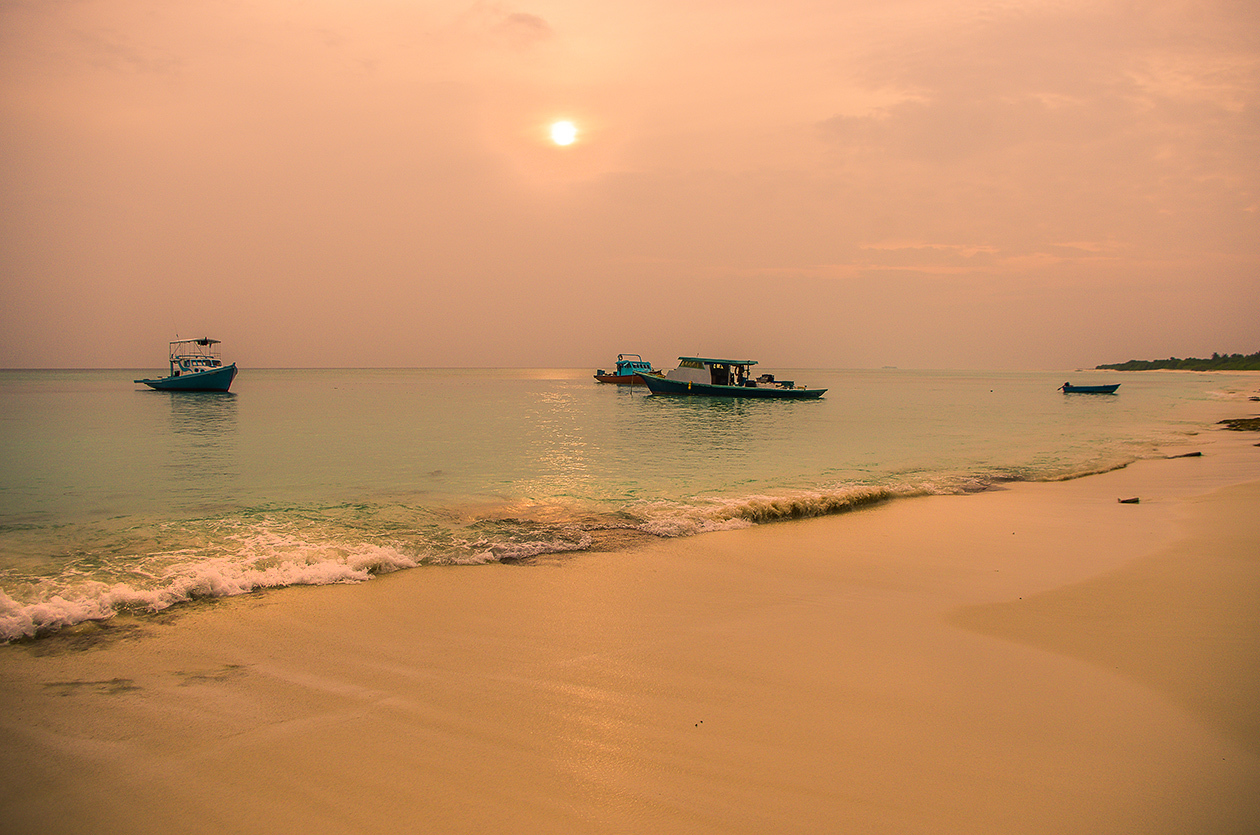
[134,338,238,392]
[638,357,826,399]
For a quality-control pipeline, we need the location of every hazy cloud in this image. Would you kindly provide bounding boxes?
[0,0,1255,369]
[494,12,552,44]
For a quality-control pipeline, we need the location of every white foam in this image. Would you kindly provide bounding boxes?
[459,532,594,564]
[636,484,915,537]
[0,541,419,642]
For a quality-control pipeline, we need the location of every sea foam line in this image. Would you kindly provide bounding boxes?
[0,541,419,642]
[0,469,1130,642]
[636,484,918,537]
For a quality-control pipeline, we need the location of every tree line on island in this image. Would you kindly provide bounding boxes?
[1096,351,1260,371]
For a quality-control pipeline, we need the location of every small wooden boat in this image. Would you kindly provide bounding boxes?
[135,338,238,392]
[639,357,826,399]
[1060,382,1120,394]
[594,354,658,385]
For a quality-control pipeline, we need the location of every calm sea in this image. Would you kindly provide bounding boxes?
[1,366,1253,640]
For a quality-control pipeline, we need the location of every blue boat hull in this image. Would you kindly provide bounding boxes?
[1060,383,1119,394]
[135,363,238,392]
[638,373,825,399]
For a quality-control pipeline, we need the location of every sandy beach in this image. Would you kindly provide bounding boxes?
[2,427,1257,834]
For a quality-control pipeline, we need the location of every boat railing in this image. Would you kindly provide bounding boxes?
[168,340,223,360]
[164,338,227,376]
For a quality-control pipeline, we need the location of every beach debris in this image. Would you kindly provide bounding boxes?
[1118,497,1140,504]
[1218,417,1260,431]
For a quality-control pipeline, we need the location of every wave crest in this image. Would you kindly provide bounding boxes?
[639,485,911,537]
[0,541,418,642]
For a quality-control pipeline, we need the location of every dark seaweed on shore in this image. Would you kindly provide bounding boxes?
[1218,417,1260,431]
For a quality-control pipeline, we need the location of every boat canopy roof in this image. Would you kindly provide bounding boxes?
[678,356,758,367]
[167,337,224,362]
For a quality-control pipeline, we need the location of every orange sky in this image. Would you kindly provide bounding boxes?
[2,0,1256,369]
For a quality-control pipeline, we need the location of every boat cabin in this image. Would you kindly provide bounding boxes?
[612,354,654,376]
[664,357,759,387]
[594,353,658,383]
[168,338,226,377]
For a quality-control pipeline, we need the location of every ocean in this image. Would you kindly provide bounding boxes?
[1,366,1253,641]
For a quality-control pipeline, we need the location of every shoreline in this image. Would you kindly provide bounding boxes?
[1,447,1207,646]
[1,424,1257,833]
[4,365,1257,644]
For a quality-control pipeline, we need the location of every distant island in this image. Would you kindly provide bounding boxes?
[1096,351,1260,371]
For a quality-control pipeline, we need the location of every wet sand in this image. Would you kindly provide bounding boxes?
[1,430,1257,834]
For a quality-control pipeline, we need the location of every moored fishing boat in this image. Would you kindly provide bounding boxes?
[134,338,238,392]
[594,353,658,384]
[1060,382,1120,394]
[638,357,826,399]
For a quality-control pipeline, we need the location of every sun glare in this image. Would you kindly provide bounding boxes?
[549,120,578,146]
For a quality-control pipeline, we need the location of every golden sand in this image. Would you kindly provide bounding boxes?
[1,431,1257,834]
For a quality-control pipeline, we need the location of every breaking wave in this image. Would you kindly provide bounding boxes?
[0,463,1140,643]
[0,539,420,642]
[635,484,915,537]
[0,514,607,641]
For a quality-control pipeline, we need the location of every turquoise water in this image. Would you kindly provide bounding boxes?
[1,367,1253,639]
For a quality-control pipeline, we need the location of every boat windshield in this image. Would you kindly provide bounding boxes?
[168,338,225,375]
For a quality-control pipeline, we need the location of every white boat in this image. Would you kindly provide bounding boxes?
[134,338,238,392]
[639,357,826,399]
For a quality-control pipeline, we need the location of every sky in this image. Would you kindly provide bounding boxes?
[1,0,1257,370]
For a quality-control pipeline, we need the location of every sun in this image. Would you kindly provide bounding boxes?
[549,120,578,146]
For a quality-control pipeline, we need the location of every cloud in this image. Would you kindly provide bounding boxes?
[804,0,1258,282]
[457,3,553,49]
[71,26,183,75]
[0,0,1255,368]
[494,12,552,44]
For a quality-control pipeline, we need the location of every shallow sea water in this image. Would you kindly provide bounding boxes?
[1,366,1254,639]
